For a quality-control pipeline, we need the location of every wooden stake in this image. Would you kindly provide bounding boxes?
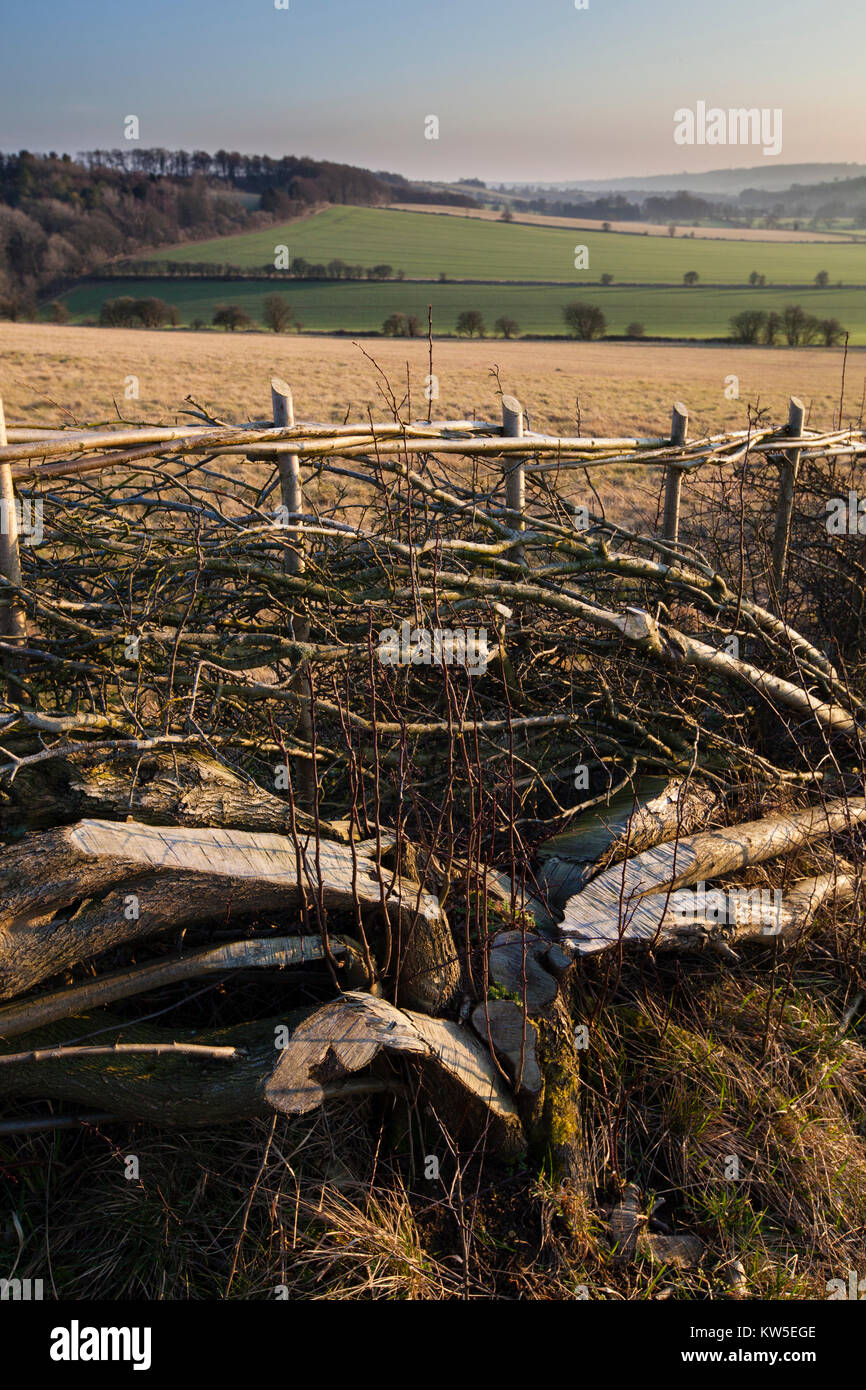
[270,377,304,576]
[501,395,525,560]
[271,378,314,810]
[771,396,805,607]
[0,398,25,642]
[662,402,689,544]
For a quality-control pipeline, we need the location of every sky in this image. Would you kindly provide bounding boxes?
[0,0,863,183]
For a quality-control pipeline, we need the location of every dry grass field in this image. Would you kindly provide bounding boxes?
[388,202,857,243]
[4,324,858,533]
[1,323,860,439]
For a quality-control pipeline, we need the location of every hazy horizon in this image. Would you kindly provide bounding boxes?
[1,0,862,184]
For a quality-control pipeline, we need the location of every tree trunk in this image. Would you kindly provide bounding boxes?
[0,748,344,840]
[0,818,444,997]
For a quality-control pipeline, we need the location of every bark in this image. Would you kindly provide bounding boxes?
[479,930,586,1187]
[471,1001,542,1095]
[0,748,346,841]
[531,985,587,1190]
[538,776,724,912]
[654,868,858,952]
[0,1011,310,1125]
[379,840,460,1014]
[485,929,570,1014]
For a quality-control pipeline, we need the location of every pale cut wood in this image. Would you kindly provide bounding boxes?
[266,991,524,1155]
[271,377,314,812]
[606,1183,702,1267]
[559,798,866,952]
[538,777,720,910]
[471,1000,542,1094]
[266,992,425,1114]
[0,818,444,997]
[501,395,525,553]
[772,396,805,602]
[271,377,304,575]
[655,869,857,951]
[608,1182,643,1262]
[0,399,25,643]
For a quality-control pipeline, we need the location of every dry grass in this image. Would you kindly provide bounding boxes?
[0,323,859,441]
[3,897,864,1301]
[388,202,854,243]
[2,324,858,535]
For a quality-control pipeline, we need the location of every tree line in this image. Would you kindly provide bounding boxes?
[729,304,846,345]
[0,148,475,316]
[114,258,406,281]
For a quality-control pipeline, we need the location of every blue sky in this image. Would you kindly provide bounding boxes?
[0,0,862,181]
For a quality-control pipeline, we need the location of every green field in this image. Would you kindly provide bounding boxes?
[135,205,866,285]
[58,278,866,343]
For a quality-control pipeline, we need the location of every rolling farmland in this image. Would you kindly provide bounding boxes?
[132,205,866,284]
[49,204,866,343]
[58,278,866,343]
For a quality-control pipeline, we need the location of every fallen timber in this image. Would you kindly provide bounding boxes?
[0,991,525,1155]
[1,382,865,1185]
[0,817,451,1003]
[557,797,866,952]
[0,783,859,1157]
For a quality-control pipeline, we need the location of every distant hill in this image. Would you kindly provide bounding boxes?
[512,165,866,198]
